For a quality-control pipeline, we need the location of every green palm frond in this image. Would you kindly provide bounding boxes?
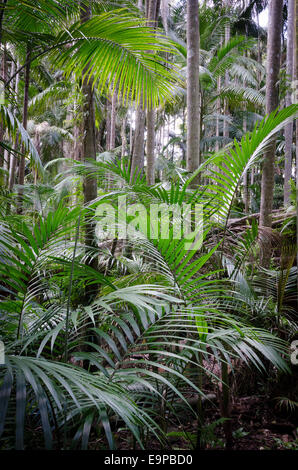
[195,105,298,225]
[0,105,44,175]
[214,84,265,107]
[51,11,180,108]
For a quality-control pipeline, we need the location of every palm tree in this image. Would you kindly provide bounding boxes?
[284,0,295,206]
[186,0,200,178]
[259,0,283,235]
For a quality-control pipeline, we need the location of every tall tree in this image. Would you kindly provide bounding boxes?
[17,44,31,213]
[223,0,231,143]
[259,0,283,231]
[295,0,298,291]
[130,107,145,182]
[284,0,295,206]
[80,1,98,273]
[186,0,200,178]
[146,0,159,185]
[130,0,146,182]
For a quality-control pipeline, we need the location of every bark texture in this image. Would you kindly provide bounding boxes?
[80,2,98,277]
[259,0,283,229]
[130,106,145,181]
[146,0,158,185]
[284,0,295,206]
[186,0,200,176]
[17,46,31,212]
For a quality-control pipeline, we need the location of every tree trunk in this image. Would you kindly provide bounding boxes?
[121,116,127,158]
[283,0,295,206]
[80,2,98,276]
[17,45,31,212]
[146,108,155,185]
[130,106,145,181]
[259,0,283,233]
[130,0,149,182]
[186,0,200,178]
[8,59,19,191]
[223,3,230,144]
[0,42,7,184]
[242,46,249,213]
[215,76,221,152]
[243,116,249,212]
[129,110,133,155]
[295,0,298,292]
[0,0,8,48]
[108,90,117,151]
[146,0,159,185]
[161,0,168,34]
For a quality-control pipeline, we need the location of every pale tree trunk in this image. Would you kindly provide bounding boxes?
[129,110,133,155]
[146,107,155,184]
[260,0,283,229]
[283,0,295,206]
[121,116,127,158]
[215,76,221,152]
[223,2,230,143]
[106,99,111,152]
[256,8,262,84]
[243,115,249,212]
[0,44,7,185]
[131,0,160,184]
[146,0,159,185]
[242,47,249,213]
[8,59,19,191]
[130,106,145,181]
[108,90,117,151]
[17,45,31,213]
[130,0,147,182]
[186,0,200,178]
[161,0,169,34]
[106,90,116,190]
[80,2,98,277]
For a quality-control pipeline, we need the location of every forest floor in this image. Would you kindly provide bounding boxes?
[113,394,298,451]
[22,391,298,450]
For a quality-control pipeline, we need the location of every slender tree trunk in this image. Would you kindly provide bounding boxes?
[131,107,145,181]
[0,0,8,48]
[129,110,133,155]
[243,116,249,212]
[146,108,155,184]
[146,0,159,185]
[17,45,31,212]
[146,0,157,188]
[220,360,233,449]
[161,0,168,34]
[106,98,111,153]
[0,42,7,183]
[80,1,98,277]
[108,89,117,151]
[223,2,230,143]
[295,0,298,292]
[215,76,221,152]
[130,0,148,182]
[284,0,295,206]
[242,47,249,213]
[8,58,19,190]
[186,0,200,178]
[121,116,127,158]
[259,0,283,235]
